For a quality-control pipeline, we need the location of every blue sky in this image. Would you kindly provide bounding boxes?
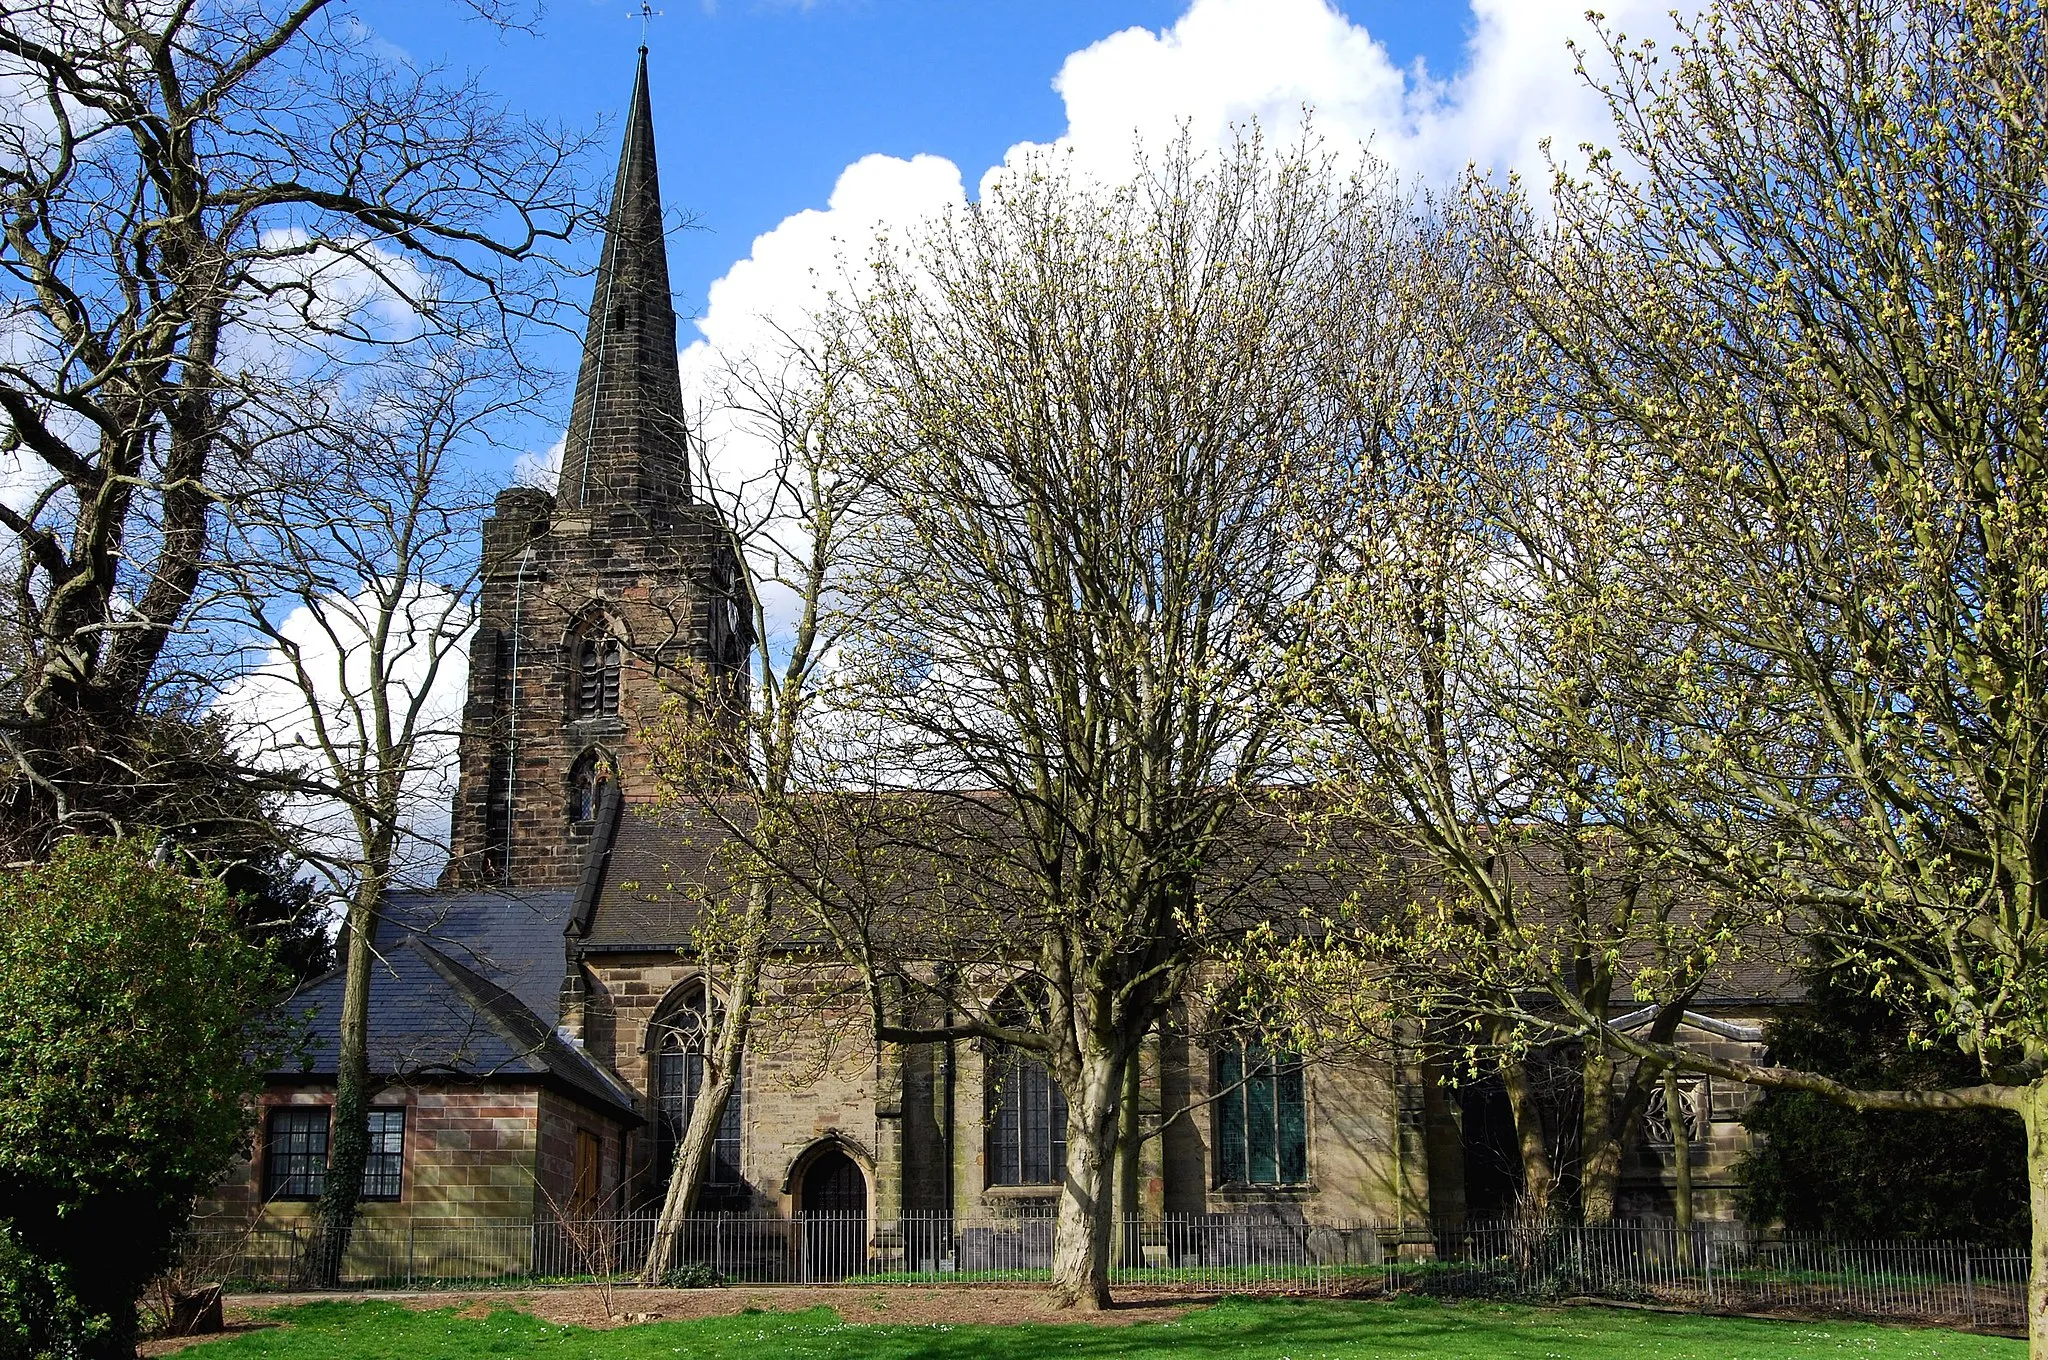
[350,0,1680,482]
[359,2,1474,332]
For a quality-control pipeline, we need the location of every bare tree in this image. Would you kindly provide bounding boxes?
[819,135,1359,1309]
[212,341,517,1280]
[0,0,594,854]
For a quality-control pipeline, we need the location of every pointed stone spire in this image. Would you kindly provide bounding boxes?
[557,49,691,514]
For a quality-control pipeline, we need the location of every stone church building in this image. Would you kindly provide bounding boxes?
[200,55,1789,1271]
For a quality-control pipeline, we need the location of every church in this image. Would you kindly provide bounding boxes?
[198,54,1790,1277]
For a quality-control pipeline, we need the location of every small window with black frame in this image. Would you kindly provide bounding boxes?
[361,1108,406,1200]
[264,1107,330,1200]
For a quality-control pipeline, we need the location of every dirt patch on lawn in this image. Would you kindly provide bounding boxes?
[140,1320,281,1356]
[166,1283,1219,1343]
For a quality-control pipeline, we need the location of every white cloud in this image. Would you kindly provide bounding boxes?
[512,435,565,490]
[678,155,967,643]
[504,0,1696,671]
[1007,0,1684,190]
[216,581,472,892]
[678,0,1691,430]
[680,151,966,399]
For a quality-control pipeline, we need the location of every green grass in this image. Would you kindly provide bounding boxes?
[194,1294,2021,1359]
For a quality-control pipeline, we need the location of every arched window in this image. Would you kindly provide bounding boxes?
[984,982,1064,1187]
[1213,1043,1307,1187]
[653,990,743,1191]
[567,749,615,824]
[574,633,622,718]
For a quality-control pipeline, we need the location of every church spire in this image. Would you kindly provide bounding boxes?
[558,49,691,514]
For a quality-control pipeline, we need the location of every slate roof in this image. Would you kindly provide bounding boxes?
[571,796,1804,1006]
[577,805,755,951]
[271,888,640,1122]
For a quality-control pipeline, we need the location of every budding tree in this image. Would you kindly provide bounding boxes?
[1480,0,2048,1349]
[823,136,1358,1309]
[1276,194,1746,1223]
[638,336,878,1278]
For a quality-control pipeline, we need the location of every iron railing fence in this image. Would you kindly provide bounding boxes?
[180,1213,2029,1330]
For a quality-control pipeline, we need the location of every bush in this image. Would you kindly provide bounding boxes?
[1738,965,2027,1244]
[659,1262,726,1289]
[0,841,288,1359]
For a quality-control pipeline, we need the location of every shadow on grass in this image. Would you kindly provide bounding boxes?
[207,1294,2024,1360]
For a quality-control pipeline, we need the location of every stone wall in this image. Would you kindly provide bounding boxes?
[444,490,744,890]
[200,1082,631,1228]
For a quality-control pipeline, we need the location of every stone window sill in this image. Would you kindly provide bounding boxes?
[1209,1182,1317,1199]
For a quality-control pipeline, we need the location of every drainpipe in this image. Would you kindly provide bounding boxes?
[503,544,536,882]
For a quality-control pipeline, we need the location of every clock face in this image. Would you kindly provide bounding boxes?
[712,595,744,665]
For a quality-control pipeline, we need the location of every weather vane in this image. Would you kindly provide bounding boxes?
[633,0,662,45]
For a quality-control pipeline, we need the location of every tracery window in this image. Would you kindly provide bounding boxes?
[1214,1044,1307,1186]
[567,749,615,824]
[654,990,743,1189]
[984,982,1065,1187]
[1643,1075,1709,1147]
[985,1044,1067,1186]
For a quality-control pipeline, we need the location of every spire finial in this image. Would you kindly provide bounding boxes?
[634,1,661,46]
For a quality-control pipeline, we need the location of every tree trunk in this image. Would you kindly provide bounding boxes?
[1114,1055,1141,1267]
[642,881,770,1282]
[1579,1046,1620,1222]
[1666,1066,1693,1265]
[313,877,381,1284]
[1499,1056,1555,1220]
[1049,1046,1123,1310]
[2022,1078,2048,1360]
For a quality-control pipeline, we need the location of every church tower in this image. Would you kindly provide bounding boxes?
[445,51,748,889]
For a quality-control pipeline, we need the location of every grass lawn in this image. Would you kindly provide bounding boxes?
[191,1295,2021,1359]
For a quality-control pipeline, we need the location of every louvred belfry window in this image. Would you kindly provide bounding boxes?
[576,636,622,718]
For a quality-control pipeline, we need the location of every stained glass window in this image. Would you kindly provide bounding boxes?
[1215,1045,1307,1186]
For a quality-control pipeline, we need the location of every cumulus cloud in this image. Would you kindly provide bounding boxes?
[678,0,1691,416]
[682,0,1692,369]
[670,0,1694,655]
[216,581,472,891]
[680,152,966,399]
[679,155,967,642]
[1007,0,1686,189]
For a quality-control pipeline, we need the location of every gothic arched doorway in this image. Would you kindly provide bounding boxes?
[796,1147,867,1281]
